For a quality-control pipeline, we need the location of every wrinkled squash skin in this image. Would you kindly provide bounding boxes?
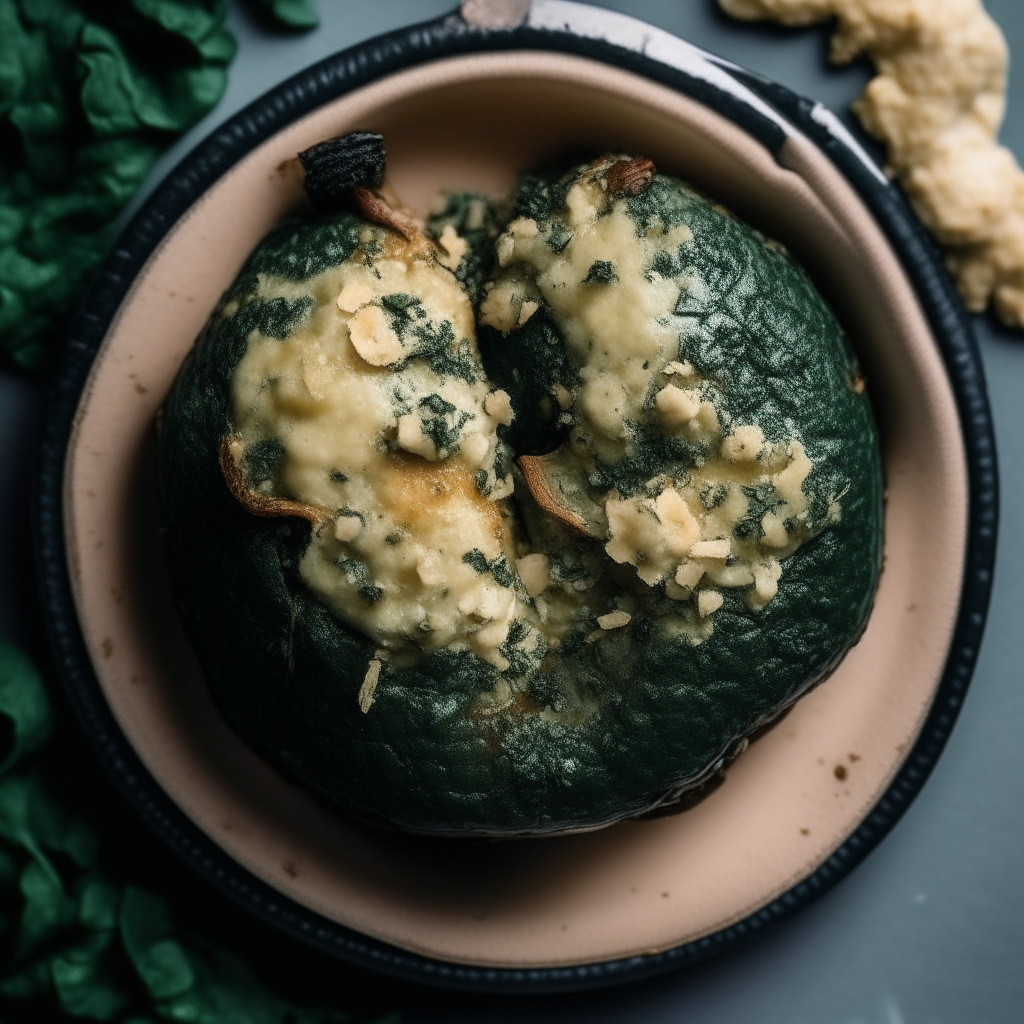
[160,172,883,837]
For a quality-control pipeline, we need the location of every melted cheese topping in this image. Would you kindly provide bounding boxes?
[231,231,526,669]
[480,160,836,628]
[482,194,694,463]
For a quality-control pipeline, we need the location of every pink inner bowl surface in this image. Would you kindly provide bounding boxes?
[62,52,967,968]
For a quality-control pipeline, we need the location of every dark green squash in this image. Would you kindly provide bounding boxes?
[159,155,883,837]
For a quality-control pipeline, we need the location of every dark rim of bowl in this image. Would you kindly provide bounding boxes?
[34,1,998,995]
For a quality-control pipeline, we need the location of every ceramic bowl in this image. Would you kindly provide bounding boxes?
[37,0,996,993]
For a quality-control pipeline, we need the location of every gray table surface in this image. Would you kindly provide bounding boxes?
[1,2,1021,1022]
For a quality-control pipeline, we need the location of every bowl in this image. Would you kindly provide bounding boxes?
[36,0,996,993]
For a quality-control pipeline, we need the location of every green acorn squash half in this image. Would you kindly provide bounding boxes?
[159,151,883,837]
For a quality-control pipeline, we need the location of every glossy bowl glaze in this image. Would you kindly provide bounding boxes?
[37,1,996,992]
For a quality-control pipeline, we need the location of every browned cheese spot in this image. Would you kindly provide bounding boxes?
[378,451,507,548]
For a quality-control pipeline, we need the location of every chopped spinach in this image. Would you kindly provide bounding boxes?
[381,292,418,311]
[335,558,382,604]
[418,393,471,454]
[461,549,513,588]
[700,483,727,510]
[230,295,313,341]
[584,260,616,284]
[425,192,504,302]
[527,672,567,712]
[498,619,542,677]
[242,437,284,486]
[546,225,573,253]
[462,549,490,574]
[490,556,514,589]
[735,483,785,539]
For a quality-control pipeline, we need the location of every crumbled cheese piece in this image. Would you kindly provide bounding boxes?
[484,389,514,425]
[397,413,437,460]
[465,199,486,232]
[695,401,720,435]
[760,512,789,548]
[663,360,694,376]
[301,352,336,399]
[772,442,813,504]
[479,280,520,332]
[690,539,730,559]
[721,424,766,462]
[358,659,382,713]
[508,217,540,238]
[496,234,515,267]
[565,182,600,226]
[712,563,756,587]
[458,586,506,622]
[416,551,443,587]
[489,475,514,500]
[752,558,783,605]
[348,305,404,366]
[697,590,724,618]
[516,553,551,598]
[334,513,362,542]
[675,559,705,590]
[664,223,694,246]
[437,223,469,271]
[605,486,700,585]
[461,432,490,468]
[337,281,374,313]
[719,0,1024,328]
[653,487,701,559]
[655,385,702,429]
[604,497,657,569]
[517,300,539,325]
[552,382,574,410]
[597,609,632,629]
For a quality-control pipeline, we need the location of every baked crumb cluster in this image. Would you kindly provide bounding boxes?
[719,0,1024,327]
